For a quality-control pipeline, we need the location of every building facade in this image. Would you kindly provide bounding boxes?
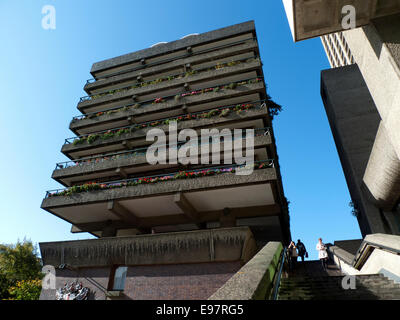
[283,0,400,236]
[39,21,291,300]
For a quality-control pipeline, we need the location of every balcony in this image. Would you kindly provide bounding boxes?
[41,161,281,236]
[77,59,262,115]
[90,21,255,79]
[62,101,269,160]
[39,226,256,268]
[70,78,264,135]
[53,128,272,187]
[84,39,258,95]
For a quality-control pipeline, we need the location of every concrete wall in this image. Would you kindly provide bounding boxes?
[321,65,384,235]
[329,234,400,283]
[361,249,400,283]
[208,242,283,300]
[341,15,400,234]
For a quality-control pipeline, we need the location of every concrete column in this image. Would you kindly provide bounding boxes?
[321,65,387,235]
[363,122,400,211]
[343,14,400,160]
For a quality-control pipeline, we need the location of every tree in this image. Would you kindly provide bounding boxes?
[0,239,43,300]
[8,280,42,300]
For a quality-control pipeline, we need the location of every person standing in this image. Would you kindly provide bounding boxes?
[296,239,308,262]
[316,238,328,270]
[288,241,298,271]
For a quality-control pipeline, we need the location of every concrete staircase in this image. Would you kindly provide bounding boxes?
[278,261,400,300]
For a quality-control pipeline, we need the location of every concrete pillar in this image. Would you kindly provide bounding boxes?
[363,122,400,211]
[343,14,400,161]
[321,64,387,235]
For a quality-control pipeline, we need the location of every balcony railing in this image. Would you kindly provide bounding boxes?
[79,56,259,103]
[86,37,257,84]
[71,77,264,122]
[46,159,275,198]
[55,127,270,170]
[65,99,267,146]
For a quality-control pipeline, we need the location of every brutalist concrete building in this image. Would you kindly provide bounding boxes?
[283,0,400,236]
[39,21,290,300]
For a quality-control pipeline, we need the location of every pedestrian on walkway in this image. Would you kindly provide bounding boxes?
[288,241,298,271]
[296,239,308,262]
[316,238,328,271]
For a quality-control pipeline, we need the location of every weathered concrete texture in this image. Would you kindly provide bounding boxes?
[39,227,256,268]
[62,106,268,156]
[42,167,277,209]
[208,241,283,300]
[343,15,400,161]
[363,233,400,253]
[80,59,261,111]
[85,40,258,93]
[333,239,363,256]
[321,65,385,236]
[329,234,400,283]
[71,81,264,132]
[341,15,400,234]
[90,21,255,74]
[328,239,363,265]
[363,122,400,211]
[53,134,272,184]
[283,0,400,42]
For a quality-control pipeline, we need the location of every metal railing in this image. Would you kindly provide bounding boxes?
[45,159,275,198]
[56,127,270,170]
[79,55,259,103]
[86,37,257,84]
[71,76,264,122]
[65,98,267,145]
[271,247,288,300]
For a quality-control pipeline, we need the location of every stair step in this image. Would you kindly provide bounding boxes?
[278,271,400,300]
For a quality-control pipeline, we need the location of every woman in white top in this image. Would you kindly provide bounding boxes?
[316,238,328,270]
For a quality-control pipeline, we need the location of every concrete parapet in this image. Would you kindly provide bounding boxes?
[90,21,255,74]
[208,241,283,300]
[40,227,257,268]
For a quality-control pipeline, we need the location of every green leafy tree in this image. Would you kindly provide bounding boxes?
[0,239,43,300]
[8,279,42,300]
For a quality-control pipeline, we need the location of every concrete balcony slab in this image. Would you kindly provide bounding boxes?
[71,81,264,135]
[62,105,269,160]
[41,167,279,233]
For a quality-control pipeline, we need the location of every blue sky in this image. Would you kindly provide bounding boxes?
[0,0,361,260]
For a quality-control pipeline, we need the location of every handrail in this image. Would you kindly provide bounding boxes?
[65,98,267,145]
[72,76,263,122]
[56,127,270,170]
[87,37,257,83]
[271,246,287,300]
[80,55,258,103]
[45,159,275,198]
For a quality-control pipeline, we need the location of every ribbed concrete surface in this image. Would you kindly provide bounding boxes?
[363,122,400,210]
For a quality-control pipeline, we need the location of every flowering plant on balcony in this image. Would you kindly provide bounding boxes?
[69,103,260,146]
[153,98,164,104]
[47,161,273,198]
[73,78,263,123]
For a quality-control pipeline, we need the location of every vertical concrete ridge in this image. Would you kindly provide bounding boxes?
[363,122,400,211]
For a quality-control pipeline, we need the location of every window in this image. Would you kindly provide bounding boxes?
[112,266,128,291]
